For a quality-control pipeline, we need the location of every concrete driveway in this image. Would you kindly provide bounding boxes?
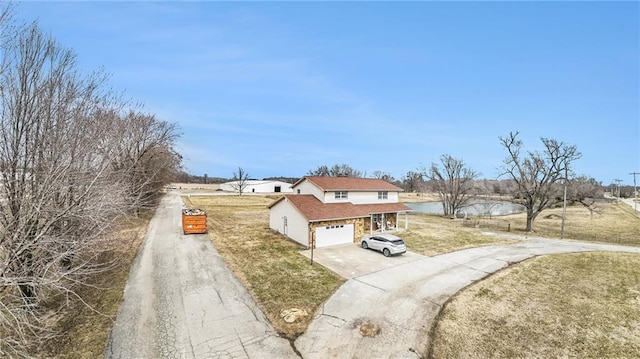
[299,243,426,278]
[104,192,296,359]
[295,235,640,359]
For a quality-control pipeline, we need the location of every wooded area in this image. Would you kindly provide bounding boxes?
[0,6,181,356]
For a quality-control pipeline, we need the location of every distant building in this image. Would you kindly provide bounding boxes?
[219,180,294,194]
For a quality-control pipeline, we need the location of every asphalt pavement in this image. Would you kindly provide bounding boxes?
[104,192,296,359]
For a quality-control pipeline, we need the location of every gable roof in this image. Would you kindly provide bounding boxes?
[293,176,402,192]
[268,194,412,222]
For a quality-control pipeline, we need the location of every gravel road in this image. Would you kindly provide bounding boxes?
[104,192,297,359]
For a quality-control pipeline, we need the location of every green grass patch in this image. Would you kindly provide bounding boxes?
[185,195,344,338]
[431,252,640,358]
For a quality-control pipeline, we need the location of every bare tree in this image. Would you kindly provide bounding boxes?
[402,171,424,193]
[569,175,604,218]
[329,163,363,177]
[0,17,181,356]
[0,21,129,354]
[371,170,396,183]
[308,165,330,176]
[308,163,362,177]
[231,167,250,195]
[426,155,479,216]
[499,131,581,232]
[108,110,181,215]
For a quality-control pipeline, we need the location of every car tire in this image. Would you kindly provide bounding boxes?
[383,248,391,257]
[361,241,368,249]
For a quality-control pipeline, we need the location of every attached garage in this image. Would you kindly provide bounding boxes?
[268,192,412,249]
[315,224,354,248]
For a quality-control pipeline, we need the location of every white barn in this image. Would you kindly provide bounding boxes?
[220,180,294,194]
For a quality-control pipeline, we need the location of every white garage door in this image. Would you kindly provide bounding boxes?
[315,224,354,248]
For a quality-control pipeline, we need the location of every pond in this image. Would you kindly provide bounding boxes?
[406,200,526,217]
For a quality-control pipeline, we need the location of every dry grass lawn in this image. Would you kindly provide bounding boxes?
[403,201,640,257]
[399,192,440,202]
[171,182,220,193]
[503,202,640,246]
[431,252,640,358]
[403,214,516,256]
[183,195,344,339]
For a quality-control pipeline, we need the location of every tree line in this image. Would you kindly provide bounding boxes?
[0,6,181,356]
[304,131,604,233]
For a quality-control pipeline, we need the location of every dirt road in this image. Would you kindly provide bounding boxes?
[104,193,296,358]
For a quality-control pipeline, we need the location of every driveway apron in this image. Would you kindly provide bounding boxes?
[295,235,640,359]
[104,193,296,359]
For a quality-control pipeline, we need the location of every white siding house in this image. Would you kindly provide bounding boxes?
[292,180,323,198]
[268,197,309,247]
[268,176,412,248]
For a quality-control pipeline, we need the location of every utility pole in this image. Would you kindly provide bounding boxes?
[631,172,639,213]
[614,179,622,200]
[561,167,568,239]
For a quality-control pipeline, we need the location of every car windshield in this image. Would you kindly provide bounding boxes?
[391,239,404,245]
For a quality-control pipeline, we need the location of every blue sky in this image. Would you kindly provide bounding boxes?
[14,1,639,185]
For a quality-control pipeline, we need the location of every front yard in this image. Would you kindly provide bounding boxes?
[182,194,524,337]
[184,194,640,357]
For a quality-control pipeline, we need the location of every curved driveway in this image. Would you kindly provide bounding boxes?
[104,192,296,359]
[295,234,640,359]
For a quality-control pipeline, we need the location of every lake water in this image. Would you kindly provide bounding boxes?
[406,201,526,217]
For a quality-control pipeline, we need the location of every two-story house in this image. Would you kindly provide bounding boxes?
[268,176,412,248]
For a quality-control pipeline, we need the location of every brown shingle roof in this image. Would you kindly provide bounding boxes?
[294,176,402,192]
[269,194,412,222]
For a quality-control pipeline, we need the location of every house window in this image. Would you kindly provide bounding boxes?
[335,191,348,199]
[378,191,388,199]
[274,186,281,193]
[297,189,301,194]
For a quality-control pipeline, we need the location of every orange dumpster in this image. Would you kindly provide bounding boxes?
[182,209,207,235]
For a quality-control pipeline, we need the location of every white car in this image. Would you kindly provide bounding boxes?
[361,233,407,257]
